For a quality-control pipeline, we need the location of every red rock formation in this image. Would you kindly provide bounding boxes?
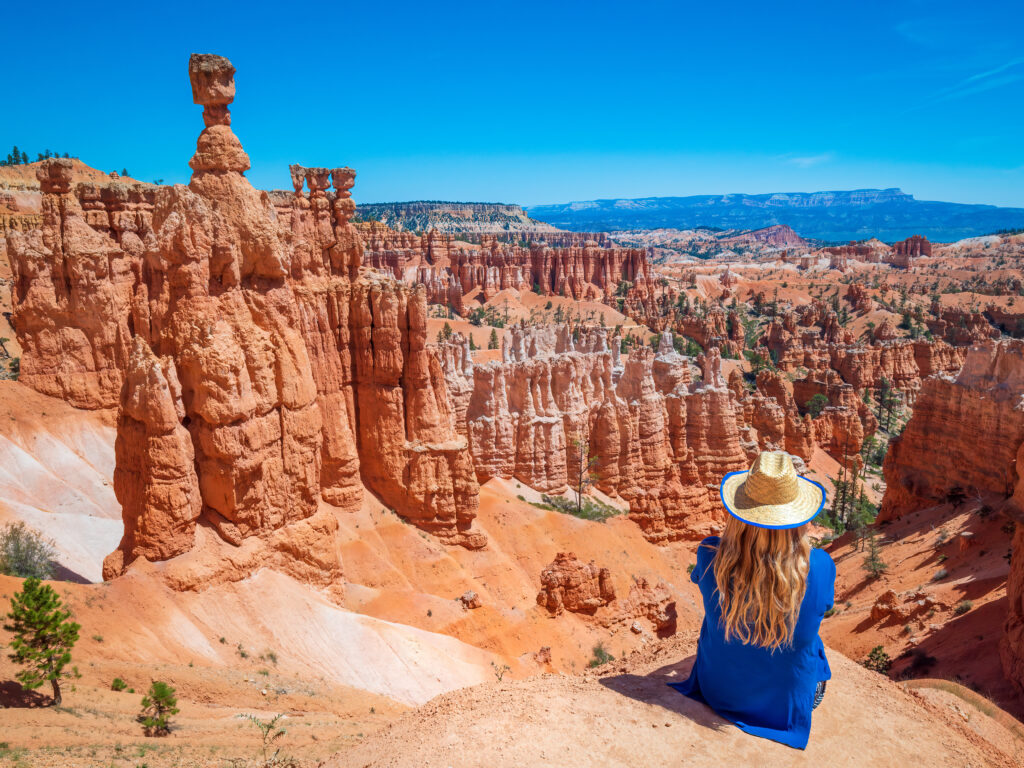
[359,221,650,302]
[792,369,878,457]
[11,54,487,584]
[453,324,745,542]
[618,576,677,634]
[879,340,1024,693]
[350,277,485,549]
[869,589,942,623]
[536,552,616,615]
[6,161,149,409]
[1005,520,1024,695]
[882,341,1024,519]
[926,305,1000,346]
[912,338,966,378]
[845,283,874,313]
[892,234,932,258]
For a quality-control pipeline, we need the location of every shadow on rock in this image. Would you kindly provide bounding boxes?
[598,655,731,735]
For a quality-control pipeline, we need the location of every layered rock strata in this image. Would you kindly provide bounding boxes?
[446,324,799,542]
[879,340,1024,693]
[7,54,486,585]
[360,222,651,302]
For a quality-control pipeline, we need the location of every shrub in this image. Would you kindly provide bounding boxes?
[587,643,615,668]
[138,681,178,736]
[540,494,622,523]
[863,645,891,674]
[823,607,837,618]
[111,677,128,692]
[3,577,80,705]
[491,661,510,681]
[0,522,57,579]
[933,568,949,581]
[237,712,288,765]
[806,393,829,418]
[954,600,973,616]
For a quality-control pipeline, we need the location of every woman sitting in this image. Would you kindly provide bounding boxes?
[670,450,835,750]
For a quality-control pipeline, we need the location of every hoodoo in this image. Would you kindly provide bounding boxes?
[9,54,487,586]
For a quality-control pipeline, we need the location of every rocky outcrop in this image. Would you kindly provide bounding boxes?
[869,588,942,624]
[619,576,677,634]
[1005,520,1024,695]
[350,277,485,549]
[6,161,151,409]
[360,221,650,301]
[926,306,1000,346]
[450,323,745,542]
[10,54,487,585]
[536,552,616,615]
[881,340,1024,520]
[879,340,1024,694]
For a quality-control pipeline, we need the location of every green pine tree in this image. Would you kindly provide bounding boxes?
[4,577,81,705]
[862,532,888,579]
[806,393,829,418]
[139,681,179,736]
[488,329,499,350]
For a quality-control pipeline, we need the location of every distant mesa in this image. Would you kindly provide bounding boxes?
[353,200,560,236]
[526,189,1024,242]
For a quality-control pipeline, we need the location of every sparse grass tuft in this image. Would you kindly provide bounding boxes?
[588,643,615,668]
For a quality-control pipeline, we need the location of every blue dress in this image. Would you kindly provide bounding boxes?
[669,536,835,749]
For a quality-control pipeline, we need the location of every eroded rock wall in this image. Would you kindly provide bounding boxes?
[8,54,487,585]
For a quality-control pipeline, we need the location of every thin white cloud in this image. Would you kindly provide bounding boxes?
[786,152,835,168]
[912,58,1024,109]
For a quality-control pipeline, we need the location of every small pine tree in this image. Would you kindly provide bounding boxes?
[4,577,81,705]
[121,168,129,178]
[488,329,499,350]
[862,532,888,579]
[138,681,179,736]
[806,393,829,418]
[468,335,477,351]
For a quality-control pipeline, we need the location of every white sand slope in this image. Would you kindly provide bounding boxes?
[0,381,121,581]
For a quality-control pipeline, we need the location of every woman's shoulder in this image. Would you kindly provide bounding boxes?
[810,546,836,578]
[697,536,721,560]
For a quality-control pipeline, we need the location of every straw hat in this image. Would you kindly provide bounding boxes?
[720,451,825,529]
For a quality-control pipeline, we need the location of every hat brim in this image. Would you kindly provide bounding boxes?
[719,470,826,530]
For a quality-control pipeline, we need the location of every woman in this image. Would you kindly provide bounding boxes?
[670,450,835,750]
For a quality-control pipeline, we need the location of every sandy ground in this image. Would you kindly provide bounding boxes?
[326,631,1021,768]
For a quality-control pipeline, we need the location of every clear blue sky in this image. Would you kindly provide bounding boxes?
[6,1,1024,206]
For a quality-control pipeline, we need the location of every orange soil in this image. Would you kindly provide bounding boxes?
[821,500,1022,719]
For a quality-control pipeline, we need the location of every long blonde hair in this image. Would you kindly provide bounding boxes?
[711,516,810,650]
